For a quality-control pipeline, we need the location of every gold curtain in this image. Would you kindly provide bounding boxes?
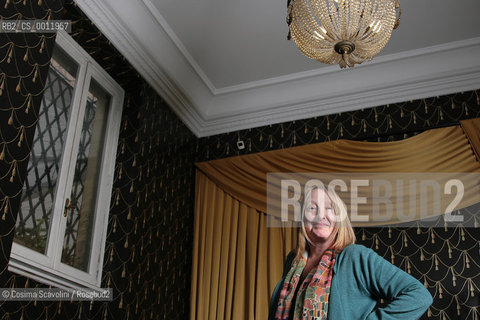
[190,171,298,320]
[196,122,480,222]
[461,118,480,161]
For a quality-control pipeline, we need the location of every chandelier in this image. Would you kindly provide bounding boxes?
[287,0,401,68]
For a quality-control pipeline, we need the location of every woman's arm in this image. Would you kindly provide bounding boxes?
[360,247,433,320]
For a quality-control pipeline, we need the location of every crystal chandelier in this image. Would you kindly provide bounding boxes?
[287,0,401,68]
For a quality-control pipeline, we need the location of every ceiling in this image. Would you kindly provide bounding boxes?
[76,0,480,137]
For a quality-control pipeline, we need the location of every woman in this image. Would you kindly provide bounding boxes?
[269,186,432,320]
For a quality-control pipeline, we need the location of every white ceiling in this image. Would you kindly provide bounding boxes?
[76,0,480,137]
[152,0,480,88]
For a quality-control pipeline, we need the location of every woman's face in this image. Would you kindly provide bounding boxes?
[304,188,336,243]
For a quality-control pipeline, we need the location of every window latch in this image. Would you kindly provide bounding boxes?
[64,198,77,217]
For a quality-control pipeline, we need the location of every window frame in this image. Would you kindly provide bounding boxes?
[8,30,124,290]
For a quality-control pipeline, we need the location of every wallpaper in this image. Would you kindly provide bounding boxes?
[0,0,65,299]
[196,91,480,160]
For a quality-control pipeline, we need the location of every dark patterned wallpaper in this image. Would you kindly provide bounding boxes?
[0,0,65,294]
[1,1,480,320]
[195,91,480,160]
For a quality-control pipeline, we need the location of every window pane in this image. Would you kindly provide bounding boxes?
[14,47,78,254]
[61,79,110,272]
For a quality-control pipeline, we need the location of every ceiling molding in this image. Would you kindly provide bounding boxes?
[141,0,217,95]
[214,37,480,95]
[199,66,480,137]
[74,0,480,138]
[74,0,207,135]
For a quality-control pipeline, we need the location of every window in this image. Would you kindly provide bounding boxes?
[8,31,124,290]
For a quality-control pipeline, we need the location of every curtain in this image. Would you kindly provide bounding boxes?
[190,171,298,320]
[461,118,480,161]
[196,121,480,223]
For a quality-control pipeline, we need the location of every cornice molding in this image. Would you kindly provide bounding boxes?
[199,66,480,137]
[74,0,206,135]
[141,0,217,95]
[73,1,480,138]
[213,37,480,95]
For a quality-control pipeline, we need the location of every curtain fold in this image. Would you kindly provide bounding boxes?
[461,118,480,162]
[190,171,297,320]
[196,123,480,223]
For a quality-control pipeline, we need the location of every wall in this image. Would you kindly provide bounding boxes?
[0,0,66,307]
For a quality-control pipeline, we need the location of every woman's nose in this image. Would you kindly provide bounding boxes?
[313,208,326,221]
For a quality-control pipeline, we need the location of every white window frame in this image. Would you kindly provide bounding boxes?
[8,30,124,291]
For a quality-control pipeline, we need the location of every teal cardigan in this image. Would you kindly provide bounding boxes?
[269,244,432,320]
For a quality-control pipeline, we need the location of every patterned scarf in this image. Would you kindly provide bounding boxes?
[274,248,336,320]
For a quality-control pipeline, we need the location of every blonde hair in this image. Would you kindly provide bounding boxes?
[295,185,356,262]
